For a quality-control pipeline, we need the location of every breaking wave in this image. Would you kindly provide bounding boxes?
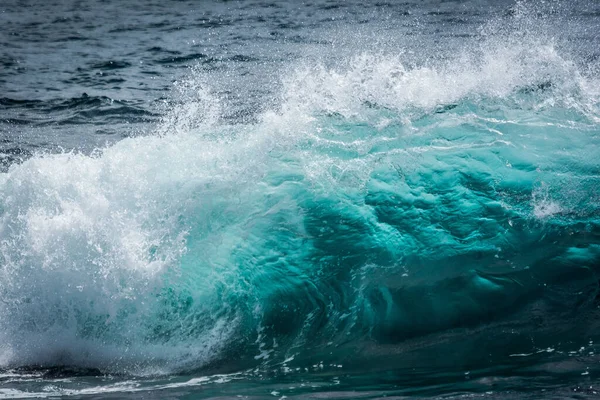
[1,11,599,380]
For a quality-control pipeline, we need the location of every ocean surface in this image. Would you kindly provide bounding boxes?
[1,0,600,398]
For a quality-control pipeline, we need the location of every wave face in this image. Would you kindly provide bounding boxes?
[1,3,600,397]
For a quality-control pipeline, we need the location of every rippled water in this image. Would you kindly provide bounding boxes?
[1,0,600,399]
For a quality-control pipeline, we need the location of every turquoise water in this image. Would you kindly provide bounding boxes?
[1,1,600,398]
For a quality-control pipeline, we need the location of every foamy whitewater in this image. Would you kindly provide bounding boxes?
[1,1,600,398]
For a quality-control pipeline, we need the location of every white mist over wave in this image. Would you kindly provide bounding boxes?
[0,132,240,373]
[276,39,597,122]
[0,14,599,374]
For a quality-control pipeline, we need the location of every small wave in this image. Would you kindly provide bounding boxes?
[156,53,214,65]
[89,60,133,70]
[1,95,159,126]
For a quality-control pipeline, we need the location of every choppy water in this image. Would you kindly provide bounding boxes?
[1,0,600,398]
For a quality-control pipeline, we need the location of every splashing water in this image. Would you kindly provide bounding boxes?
[1,3,600,398]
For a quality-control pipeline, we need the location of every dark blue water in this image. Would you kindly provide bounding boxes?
[1,0,600,398]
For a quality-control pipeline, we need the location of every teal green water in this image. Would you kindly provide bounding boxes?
[1,9,600,398]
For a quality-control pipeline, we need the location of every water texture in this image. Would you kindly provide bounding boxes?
[1,0,600,398]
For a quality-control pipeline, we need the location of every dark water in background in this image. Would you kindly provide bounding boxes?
[3,0,596,159]
[2,0,600,398]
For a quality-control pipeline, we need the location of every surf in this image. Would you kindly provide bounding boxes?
[1,6,599,384]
